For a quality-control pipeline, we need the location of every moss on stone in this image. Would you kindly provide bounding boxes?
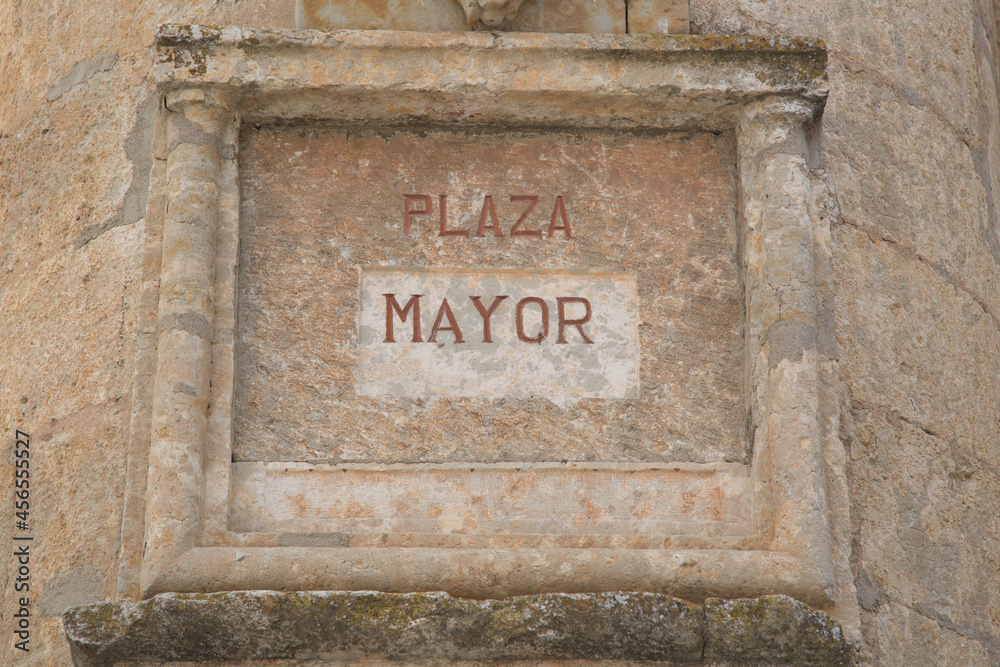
[64,591,854,665]
[704,595,854,666]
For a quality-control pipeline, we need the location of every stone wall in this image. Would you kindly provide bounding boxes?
[1,1,998,664]
[688,1,1000,662]
[0,5,296,663]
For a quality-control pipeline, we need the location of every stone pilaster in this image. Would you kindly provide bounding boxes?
[142,87,231,596]
[738,96,834,600]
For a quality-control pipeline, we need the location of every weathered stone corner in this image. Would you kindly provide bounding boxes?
[63,591,855,665]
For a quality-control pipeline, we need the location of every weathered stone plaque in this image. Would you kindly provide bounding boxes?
[141,27,844,615]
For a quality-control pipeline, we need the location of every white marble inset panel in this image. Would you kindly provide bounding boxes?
[357,267,639,402]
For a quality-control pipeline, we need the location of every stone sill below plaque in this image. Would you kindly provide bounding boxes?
[64,591,854,666]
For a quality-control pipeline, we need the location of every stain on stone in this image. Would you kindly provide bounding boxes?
[165,111,221,154]
[277,531,351,547]
[175,382,198,396]
[969,0,1000,269]
[46,53,119,102]
[75,94,157,248]
[38,566,106,616]
[817,290,839,360]
[765,318,817,369]
[948,440,977,481]
[855,568,888,612]
[158,311,212,341]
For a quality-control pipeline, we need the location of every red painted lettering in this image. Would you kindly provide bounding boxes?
[469,295,509,342]
[547,195,573,238]
[474,195,503,237]
[428,298,465,343]
[516,297,549,343]
[438,194,469,237]
[556,297,593,344]
[402,194,431,236]
[510,195,542,238]
[384,294,423,343]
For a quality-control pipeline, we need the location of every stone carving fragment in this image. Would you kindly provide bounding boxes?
[455,0,532,28]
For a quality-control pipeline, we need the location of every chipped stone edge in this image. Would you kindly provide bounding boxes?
[154,23,825,53]
[63,591,854,666]
[128,22,856,645]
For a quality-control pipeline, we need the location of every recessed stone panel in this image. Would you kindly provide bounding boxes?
[235,125,743,464]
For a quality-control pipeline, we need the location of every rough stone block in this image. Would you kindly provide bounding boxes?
[704,596,854,666]
[64,591,705,665]
[63,591,856,665]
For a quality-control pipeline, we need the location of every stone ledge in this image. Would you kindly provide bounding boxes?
[63,591,854,665]
[152,25,827,131]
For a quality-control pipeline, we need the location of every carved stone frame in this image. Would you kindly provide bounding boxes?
[127,25,852,625]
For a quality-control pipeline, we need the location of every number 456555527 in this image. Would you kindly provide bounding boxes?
[14,430,30,526]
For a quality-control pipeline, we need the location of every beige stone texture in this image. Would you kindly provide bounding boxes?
[295,0,690,34]
[0,4,287,665]
[506,0,624,33]
[0,0,997,665]
[296,0,468,32]
[235,125,743,465]
[628,0,690,34]
[296,0,632,33]
[230,462,752,545]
